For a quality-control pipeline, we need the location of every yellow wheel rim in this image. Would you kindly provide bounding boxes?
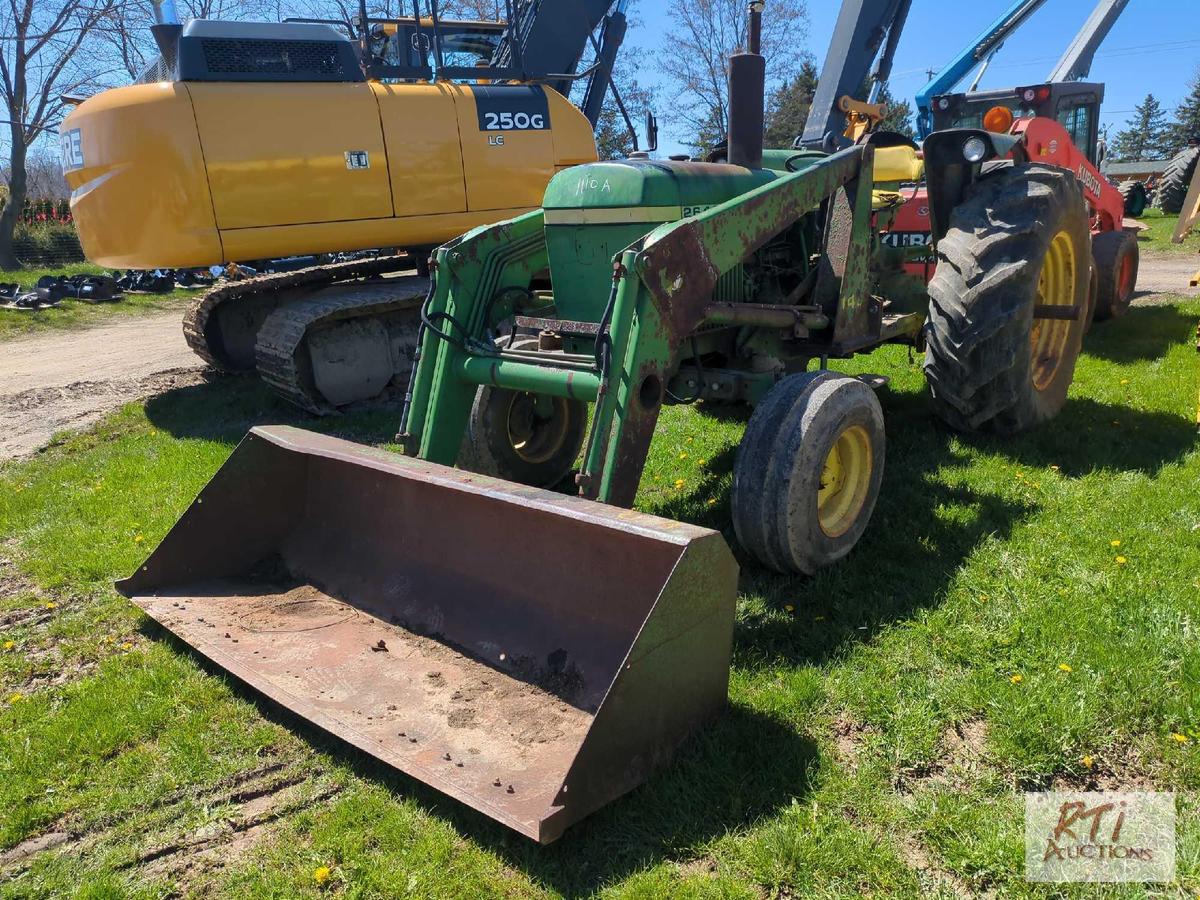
[505,392,570,465]
[818,424,873,538]
[1030,229,1077,392]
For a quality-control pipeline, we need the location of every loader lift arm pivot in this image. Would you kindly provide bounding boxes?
[801,0,913,151]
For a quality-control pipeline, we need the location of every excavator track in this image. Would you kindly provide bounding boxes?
[182,256,416,371]
[255,276,429,414]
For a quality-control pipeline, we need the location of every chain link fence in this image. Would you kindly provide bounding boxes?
[4,198,85,268]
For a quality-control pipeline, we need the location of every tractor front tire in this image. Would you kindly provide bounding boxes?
[458,339,587,488]
[732,372,885,575]
[925,163,1090,435]
[1091,229,1139,322]
[1153,146,1200,214]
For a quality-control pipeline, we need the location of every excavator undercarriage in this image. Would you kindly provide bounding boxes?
[182,257,428,412]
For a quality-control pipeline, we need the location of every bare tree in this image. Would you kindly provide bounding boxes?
[660,0,807,152]
[99,0,280,80]
[0,1,124,267]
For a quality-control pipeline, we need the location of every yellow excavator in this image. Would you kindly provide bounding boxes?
[62,0,633,411]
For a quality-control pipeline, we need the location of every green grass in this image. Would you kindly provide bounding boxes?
[1,296,1198,897]
[0,263,195,342]
[1133,211,1200,256]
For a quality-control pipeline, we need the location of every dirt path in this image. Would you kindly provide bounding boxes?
[0,309,203,460]
[1134,252,1199,298]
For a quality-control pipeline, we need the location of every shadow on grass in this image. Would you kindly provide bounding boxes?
[142,372,403,447]
[1081,303,1197,364]
[141,623,814,896]
[645,382,1197,671]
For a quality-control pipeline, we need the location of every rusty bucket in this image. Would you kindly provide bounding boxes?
[118,426,737,843]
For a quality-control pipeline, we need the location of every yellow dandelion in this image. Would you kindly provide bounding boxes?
[1111,539,1121,548]
[1116,556,1127,565]
[679,452,688,460]
[8,693,23,703]
[105,635,116,643]
[1015,471,1025,479]
[673,478,685,489]
[706,498,717,506]
[1120,379,1130,385]
[43,601,56,610]
[784,604,795,613]
[313,866,331,885]
[3,640,14,650]
[698,458,707,466]
[134,534,145,543]
[1082,754,1094,769]
[1058,663,1073,673]
[120,642,133,650]
[685,436,693,443]
[1010,674,1023,684]
[1171,733,1190,744]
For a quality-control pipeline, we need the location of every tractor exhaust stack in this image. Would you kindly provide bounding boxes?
[726,0,765,168]
[118,426,737,843]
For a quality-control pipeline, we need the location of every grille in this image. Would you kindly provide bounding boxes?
[136,55,174,84]
[713,263,747,303]
[200,38,348,78]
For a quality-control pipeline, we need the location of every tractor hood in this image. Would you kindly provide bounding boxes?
[543,159,779,223]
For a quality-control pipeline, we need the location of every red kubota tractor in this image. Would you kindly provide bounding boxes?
[884,80,1137,324]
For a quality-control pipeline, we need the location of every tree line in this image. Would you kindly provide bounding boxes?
[1109,74,1200,162]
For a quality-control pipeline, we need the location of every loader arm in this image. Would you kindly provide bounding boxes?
[914,0,1047,139]
[1011,115,1124,231]
[801,0,913,151]
[498,0,624,120]
[1047,0,1131,83]
[402,145,881,507]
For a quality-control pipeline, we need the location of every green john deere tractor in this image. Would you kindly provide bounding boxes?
[397,51,1091,574]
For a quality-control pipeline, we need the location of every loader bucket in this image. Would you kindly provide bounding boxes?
[118,426,737,843]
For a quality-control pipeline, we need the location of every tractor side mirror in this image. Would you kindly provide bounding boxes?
[644,110,659,153]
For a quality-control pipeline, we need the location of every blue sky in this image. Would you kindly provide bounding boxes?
[627,0,1200,156]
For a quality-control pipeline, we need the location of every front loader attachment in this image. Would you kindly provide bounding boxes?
[118,426,737,843]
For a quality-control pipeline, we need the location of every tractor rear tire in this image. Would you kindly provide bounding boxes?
[1091,229,1139,321]
[1117,180,1147,217]
[459,339,587,488]
[1153,146,1200,214]
[731,372,885,575]
[925,163,1090,435]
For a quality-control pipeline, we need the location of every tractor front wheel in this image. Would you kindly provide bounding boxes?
[925,163,1090,434]
[731,372,885,574]
[1091,229,1139,321]
[458,339,587,488]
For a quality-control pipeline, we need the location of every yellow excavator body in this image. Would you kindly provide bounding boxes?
[62,79,597,268]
